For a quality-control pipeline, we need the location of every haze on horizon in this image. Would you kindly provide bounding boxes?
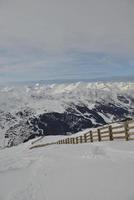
[0,0,134,83]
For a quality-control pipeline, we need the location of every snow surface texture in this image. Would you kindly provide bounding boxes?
[0,135,134,200]
[0,82,134,147]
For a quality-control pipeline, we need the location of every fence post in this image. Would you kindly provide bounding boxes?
[71,138,73,144]
[67,138,69,144]
[109,125,113,141]
[97,129,101,141]
[84,133,87,143]
[76,137,78,144]
[73,138,75,144]
[90,130,93,142]
[80,136,83,143]
[124,121,129,141]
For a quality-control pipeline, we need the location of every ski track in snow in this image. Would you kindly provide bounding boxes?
[0,139,134,200]
[2,146,47,200]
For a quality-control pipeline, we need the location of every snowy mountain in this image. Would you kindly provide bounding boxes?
[0,82,134,147]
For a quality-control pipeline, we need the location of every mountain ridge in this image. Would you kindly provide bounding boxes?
[0,82,134,147]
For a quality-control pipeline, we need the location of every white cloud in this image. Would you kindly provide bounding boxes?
[0,0,134,57]
[0,0,134,82]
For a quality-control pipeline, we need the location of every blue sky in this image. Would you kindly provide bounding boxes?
[0,0,134,83]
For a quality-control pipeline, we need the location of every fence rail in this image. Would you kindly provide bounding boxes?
[56,119,134,145]
[30,119,134,149]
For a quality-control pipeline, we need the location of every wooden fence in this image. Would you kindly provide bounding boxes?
[30,119,134,149]
[56,119,134,145]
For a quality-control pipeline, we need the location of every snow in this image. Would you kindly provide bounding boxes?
[0,81,134,199]
[1,81,134,147]
[0,136,134,200]
[0,81,134,114]
[0,81,134,121]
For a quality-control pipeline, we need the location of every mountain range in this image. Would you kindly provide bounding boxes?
[0,82,134,147]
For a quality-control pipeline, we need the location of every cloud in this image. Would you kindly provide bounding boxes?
[0,0,134,82]
[0,48,134,83]
[0,0,134,56]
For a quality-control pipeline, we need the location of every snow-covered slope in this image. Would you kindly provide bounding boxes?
[0,82,134,147]
[0,136,134,200]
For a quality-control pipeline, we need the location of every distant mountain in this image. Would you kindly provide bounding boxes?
[2,75,134,86]
[0,82,134,147]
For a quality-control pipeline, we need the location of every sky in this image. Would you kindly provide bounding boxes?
[0,0,134,83]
